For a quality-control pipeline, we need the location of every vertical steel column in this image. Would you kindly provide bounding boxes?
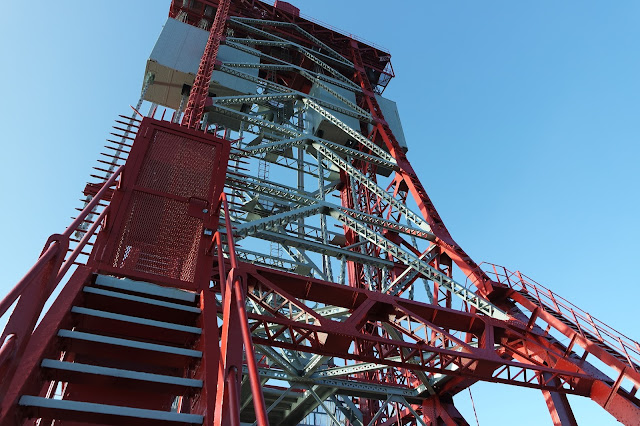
[542,374,578,426]
[182,0,232,128]
[317,152,333,280]
[215,195,269,425]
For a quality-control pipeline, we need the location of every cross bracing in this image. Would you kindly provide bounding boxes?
[178,24,595,422]
[207,20,640,421]
[228,17,354,67]
[166,25,529,421]
[227,19,354,71]
[3,3,638,426]
[193,65,513,426]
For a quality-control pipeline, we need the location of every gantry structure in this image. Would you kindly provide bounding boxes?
[1,1,639,425]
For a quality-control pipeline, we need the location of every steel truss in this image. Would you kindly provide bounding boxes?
[1,1,639,426]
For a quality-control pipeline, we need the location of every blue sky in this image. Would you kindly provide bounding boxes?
[1,1,638,424]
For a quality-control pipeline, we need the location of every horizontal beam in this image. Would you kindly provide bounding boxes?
[244,366,420,400]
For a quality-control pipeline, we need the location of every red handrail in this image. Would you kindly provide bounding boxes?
[478,262,640,371]
[0,166,124,377]
[0,166,123,319]
[213,191,269,426]
[0,245,58,319]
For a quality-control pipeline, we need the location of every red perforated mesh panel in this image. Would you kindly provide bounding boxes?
[110,191,202,282]
[107,127,222,283]
[137,130,217,199]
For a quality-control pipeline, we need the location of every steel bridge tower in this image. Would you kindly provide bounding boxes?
[1,1,639,425]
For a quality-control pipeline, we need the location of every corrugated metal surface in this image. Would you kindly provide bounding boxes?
[149,18,208,75]
[144,18,259,110]
[375,95,408,151]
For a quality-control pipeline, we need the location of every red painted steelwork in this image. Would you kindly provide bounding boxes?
[483,264,640,388]
[345,37,640,423]
[0,167,122,320]
[169,0,393,91]
[348,39,491,293]
[274,1,300,17]
[182,0,232,129]
[0,114,234,425]
[92,118,230,290]
[2,1,640,425]
[0,167,123,400]
[0,266,93,425]
[213,194,269,426]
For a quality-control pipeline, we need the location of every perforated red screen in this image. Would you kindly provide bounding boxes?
[101,121,227,285]
[136,130,216,199]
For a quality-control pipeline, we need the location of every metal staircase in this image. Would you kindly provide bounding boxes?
[516,289,638,367]
[482,263,640,399]
[15,274,204,425]
[3,1,640,424]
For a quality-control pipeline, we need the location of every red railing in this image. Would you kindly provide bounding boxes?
[297,10,389,54]
[212,192,269,426]
[0,166,124,372]
[479,262,640,373]
[212,192,238,282]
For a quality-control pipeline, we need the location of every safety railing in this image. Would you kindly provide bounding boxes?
[0,165,124,373]
[211,192,269,426]
[297,11,390,54]
[211,192,237,286]
[480,262,640,373]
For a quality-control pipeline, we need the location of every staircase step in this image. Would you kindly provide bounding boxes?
[71,306,201,334]
[517,291,636,367]
[83,287,200,313]
[83,287,200,324]
[57,329,201,357]
[41,359,202,393]
[57,330,202,368]
[95,275,196,304]
[18,396,203,425]
[71,306,201,345]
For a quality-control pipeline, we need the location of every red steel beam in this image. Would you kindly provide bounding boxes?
[216,262,640,423]
[220,264,597,391]
[182,0,232,129]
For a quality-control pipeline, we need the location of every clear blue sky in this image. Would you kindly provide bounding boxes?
[1,1,638,424]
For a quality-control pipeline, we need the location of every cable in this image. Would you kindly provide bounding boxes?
[468,388,480,426]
